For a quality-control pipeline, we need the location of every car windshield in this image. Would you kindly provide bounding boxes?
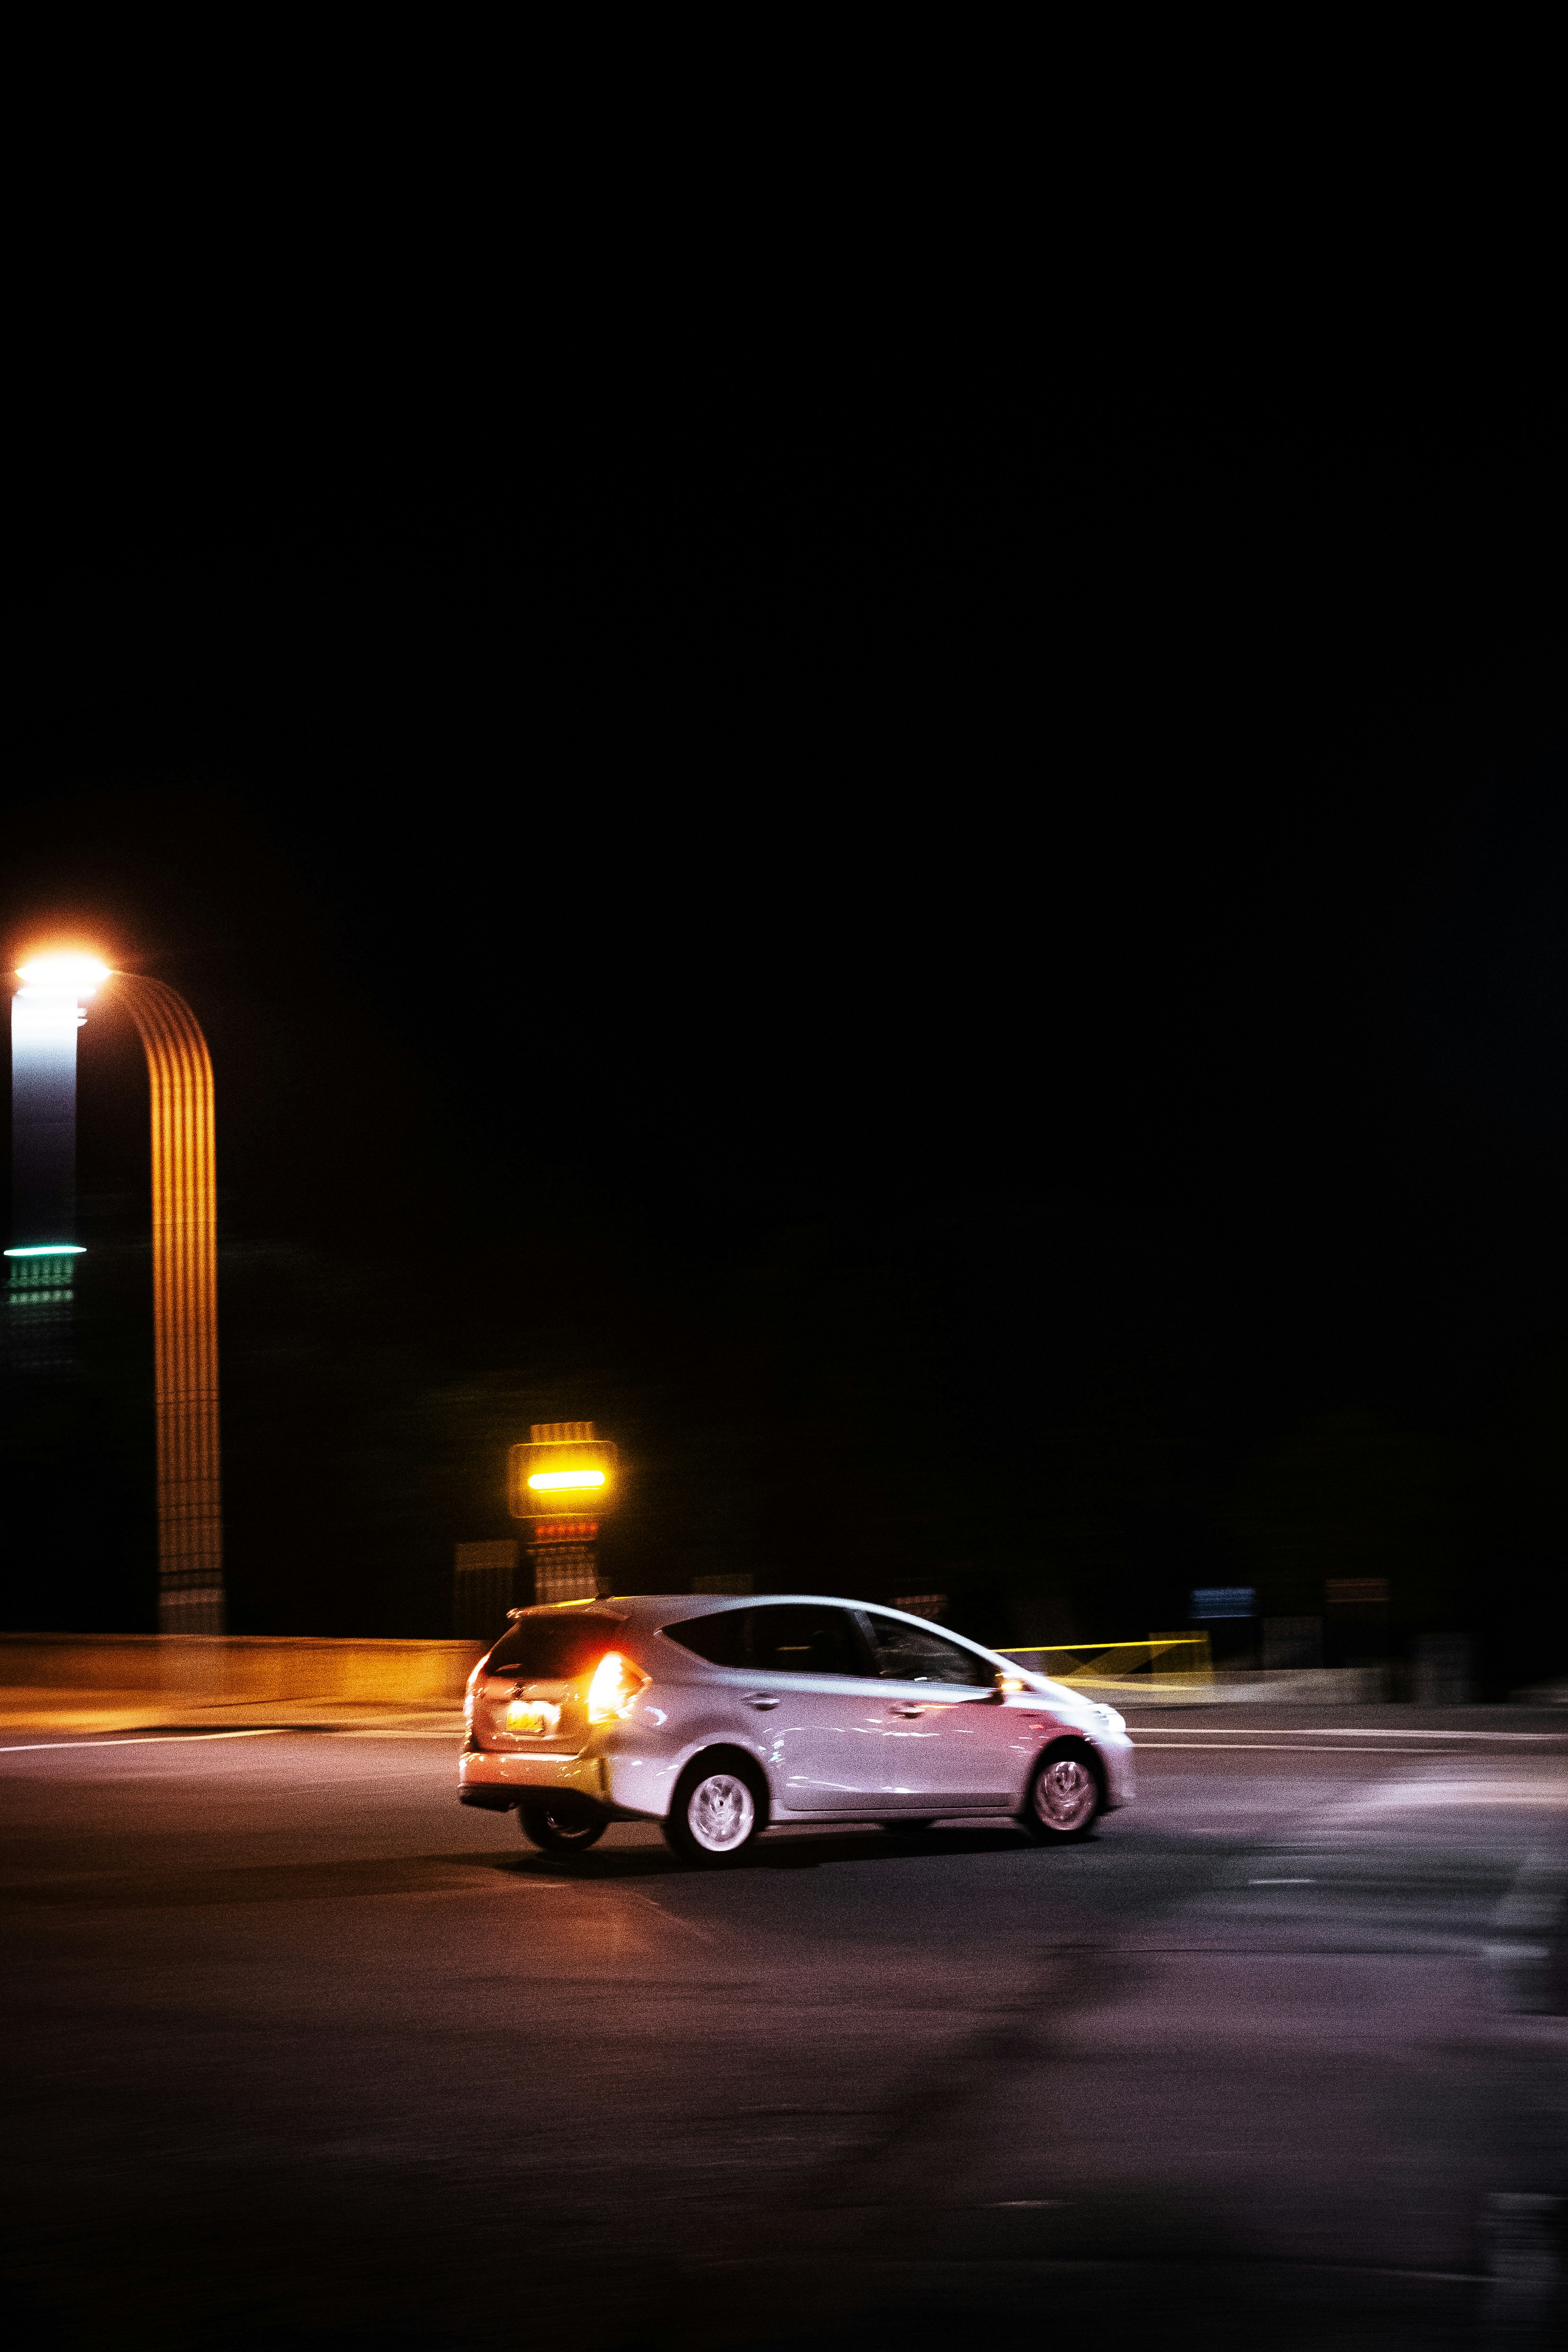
[483,1615,622,1680]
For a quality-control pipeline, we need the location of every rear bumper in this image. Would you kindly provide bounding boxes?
[458,1743,672,1819]
[458,1784,516,1812]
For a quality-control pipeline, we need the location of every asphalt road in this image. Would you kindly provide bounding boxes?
[2,1708,1564,2351]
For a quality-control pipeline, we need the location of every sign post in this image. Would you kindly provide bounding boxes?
[508,1420,619,1603]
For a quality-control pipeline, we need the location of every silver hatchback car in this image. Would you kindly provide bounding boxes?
[459,1593,1134,1865]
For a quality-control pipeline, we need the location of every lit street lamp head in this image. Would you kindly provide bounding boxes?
[16,953,111,999]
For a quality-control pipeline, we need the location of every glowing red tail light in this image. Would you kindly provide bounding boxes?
[587,1650,650,1723]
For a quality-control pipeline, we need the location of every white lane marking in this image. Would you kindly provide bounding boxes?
[1250,1877,1315,1884]
[1363,1779,1568,1806]
[1318,1778,1568,1826]
[1132,1742,1463,1753]
[1129,1727,1567,1742]
[0,1730,292,1753]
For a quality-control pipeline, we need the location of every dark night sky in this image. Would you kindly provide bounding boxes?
[3,366,1564,1680]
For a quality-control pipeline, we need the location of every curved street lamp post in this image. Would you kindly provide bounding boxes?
[8,955,225,1634]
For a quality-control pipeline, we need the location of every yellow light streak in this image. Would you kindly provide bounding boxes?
[527,1468,608,1491]
[993,1634,1213,1691]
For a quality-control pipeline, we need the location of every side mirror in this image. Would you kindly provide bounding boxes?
[992,1670,1025,1701]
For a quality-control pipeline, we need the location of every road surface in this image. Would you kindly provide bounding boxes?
[2,1705,1564,2349]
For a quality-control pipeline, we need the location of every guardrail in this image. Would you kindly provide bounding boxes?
[994,1634,1214,1694]
[0,1631,484,1709]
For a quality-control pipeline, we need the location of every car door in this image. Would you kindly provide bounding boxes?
[731,1603,890,1813]
[849,1611,1024,1813]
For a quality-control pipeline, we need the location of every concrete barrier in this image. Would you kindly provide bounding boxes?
[0,1631,485,1723]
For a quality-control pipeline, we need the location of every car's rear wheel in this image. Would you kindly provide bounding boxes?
[1019,1742,1103,1842]
[519,1794,606,1855]
[663,1756,766,1866]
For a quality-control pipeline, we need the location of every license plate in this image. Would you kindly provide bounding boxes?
[506,1699,561,1737]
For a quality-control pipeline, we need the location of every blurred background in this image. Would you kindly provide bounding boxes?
[6,107,1567,2352]
[2,349,1564,1696]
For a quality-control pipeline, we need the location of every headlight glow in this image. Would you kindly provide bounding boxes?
[527,1468,608,1492]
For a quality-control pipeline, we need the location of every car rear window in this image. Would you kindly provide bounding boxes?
[482,1615,623,1680]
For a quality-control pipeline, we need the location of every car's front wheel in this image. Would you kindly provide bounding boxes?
[1019,1743,1103,1842]
[663,1756,767,1866]
[520,1794,606,1855]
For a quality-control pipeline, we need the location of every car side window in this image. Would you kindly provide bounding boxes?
[662,1610,753,1669]
[747,1604,871,1677]
[858,1614,993,1686]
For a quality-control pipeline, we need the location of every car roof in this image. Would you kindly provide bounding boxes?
[516,1593,1004,1653]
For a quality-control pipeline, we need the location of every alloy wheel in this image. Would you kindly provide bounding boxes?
[1032,1756,1098,1833]
[687,1771,756,1853]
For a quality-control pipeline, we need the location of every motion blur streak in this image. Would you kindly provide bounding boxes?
[115,975,224,1636]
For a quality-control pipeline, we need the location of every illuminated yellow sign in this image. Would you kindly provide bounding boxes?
[508,1432,619,1519]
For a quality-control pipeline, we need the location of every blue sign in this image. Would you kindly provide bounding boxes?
[1190,1587,1255,1620]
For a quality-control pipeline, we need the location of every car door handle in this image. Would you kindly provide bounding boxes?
[745,1694,780,1710]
